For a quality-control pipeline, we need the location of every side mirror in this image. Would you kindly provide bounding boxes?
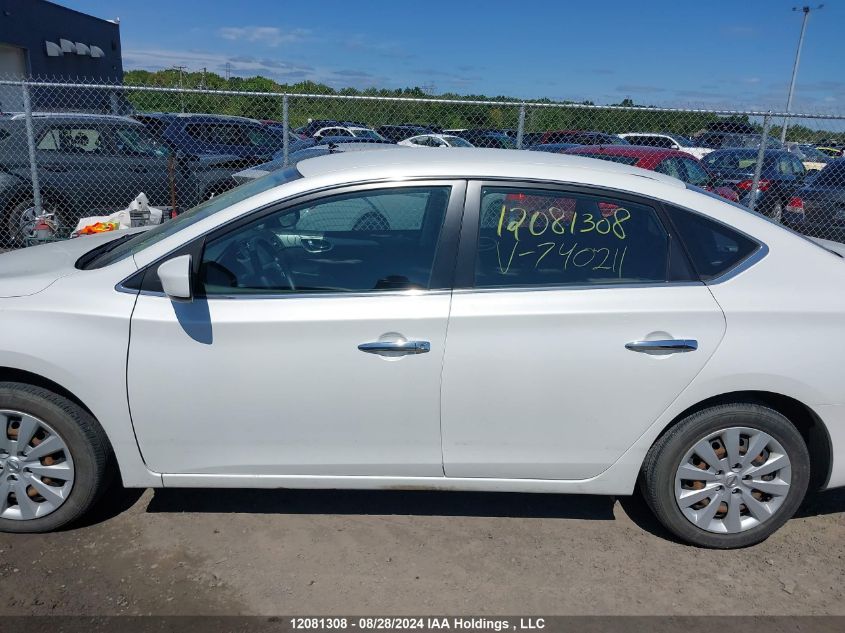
[157,254,193,302]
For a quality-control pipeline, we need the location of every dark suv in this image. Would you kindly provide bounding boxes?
[133,113,314,200]
[0,113,179,245]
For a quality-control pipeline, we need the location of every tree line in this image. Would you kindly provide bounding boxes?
[122,69,844,144]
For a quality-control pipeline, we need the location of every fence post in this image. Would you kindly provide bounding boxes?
[516,103,526,149]
[747,113,771,214]
[282,94,290,167]
[21,81,42,217]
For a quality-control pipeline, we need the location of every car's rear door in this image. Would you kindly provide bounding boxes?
[127,180,464,477]
[440,182,727,480]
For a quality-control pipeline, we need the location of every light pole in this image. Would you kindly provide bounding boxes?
[780,5,823,143]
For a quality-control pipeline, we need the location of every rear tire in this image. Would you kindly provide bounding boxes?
[0,382,110,533]
[640,403,809,548]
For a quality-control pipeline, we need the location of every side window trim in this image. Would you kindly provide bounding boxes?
[134,179,467,297]
[455,179,697,291]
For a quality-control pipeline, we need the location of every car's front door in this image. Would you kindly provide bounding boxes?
[441,183,727,480]
[127,181,464,476]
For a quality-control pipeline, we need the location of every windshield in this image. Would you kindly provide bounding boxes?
[672,135,694,147]
[350,128,383,140]
[798,145,829,162]
[83,166,302,268]
[444,135,473,147]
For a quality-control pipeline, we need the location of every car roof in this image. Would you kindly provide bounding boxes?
[295,147,685,189]
[144,113,262,124]
[2,112,139,124]
[566,145,692,159]
[705,148,790,156]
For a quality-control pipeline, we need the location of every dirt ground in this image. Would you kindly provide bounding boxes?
[0,485,843,615]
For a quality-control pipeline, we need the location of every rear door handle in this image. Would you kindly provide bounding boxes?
[358,340,431,356]
[625,339,698,354]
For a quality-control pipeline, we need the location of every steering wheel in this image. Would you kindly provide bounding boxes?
[246,235,295,291]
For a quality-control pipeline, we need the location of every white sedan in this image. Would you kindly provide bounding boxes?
[398,133,474,148]
[1,149,843,548]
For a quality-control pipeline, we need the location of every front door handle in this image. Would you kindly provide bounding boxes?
[625,339,698,354]
[358,340,431,356]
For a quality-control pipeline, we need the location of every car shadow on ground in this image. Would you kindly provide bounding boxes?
[81,483,845,535]
[144,488,616,521]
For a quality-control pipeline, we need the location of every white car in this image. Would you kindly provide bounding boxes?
[312,126,385,142]
[619,132,713,160]
[1,149,843,548]
[398,134,474,148]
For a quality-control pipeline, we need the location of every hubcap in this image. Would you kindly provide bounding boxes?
[674,427,791,534]
[0,410,75,521]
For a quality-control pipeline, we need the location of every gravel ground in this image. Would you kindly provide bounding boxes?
[0,485,842,615]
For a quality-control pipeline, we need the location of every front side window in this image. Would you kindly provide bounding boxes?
[475,187,670,288]
[200,186,452,295]
[114,126,170,157]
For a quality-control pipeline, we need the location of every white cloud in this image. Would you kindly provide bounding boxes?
[217,26,310,47]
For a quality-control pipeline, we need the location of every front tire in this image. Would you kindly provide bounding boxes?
[641,403,810,548]
[0,382,110,533]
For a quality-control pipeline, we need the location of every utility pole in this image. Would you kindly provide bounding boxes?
[780,5,823,143]
[171,65,187,113]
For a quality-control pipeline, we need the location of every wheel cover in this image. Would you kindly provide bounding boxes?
[0,410,75,521]
[674,426,791,534]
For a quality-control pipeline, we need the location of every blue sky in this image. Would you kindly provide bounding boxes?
[65,0,845,112]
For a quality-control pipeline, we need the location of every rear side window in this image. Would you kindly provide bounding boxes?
[475,187,670,288]
[668,206,759,280]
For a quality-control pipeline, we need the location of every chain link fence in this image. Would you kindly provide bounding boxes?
[0,76,843,250]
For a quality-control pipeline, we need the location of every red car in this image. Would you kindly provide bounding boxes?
[561,145,740,202]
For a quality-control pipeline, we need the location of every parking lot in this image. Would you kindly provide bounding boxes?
[0,485,842,615]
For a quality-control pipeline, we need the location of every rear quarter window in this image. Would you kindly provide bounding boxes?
[667,205,760,280]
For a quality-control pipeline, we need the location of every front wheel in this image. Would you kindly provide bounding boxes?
[640,403,810,548]
[0,383,111,533]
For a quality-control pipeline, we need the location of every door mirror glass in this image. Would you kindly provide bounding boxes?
[157,254,193,302]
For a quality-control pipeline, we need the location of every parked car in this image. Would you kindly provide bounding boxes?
[785,142,829,171]
[0,113,177,245]
[531,130,629,146]
[376,124,435,143]
[563,145,739,201]
[1,148,844,550]
[310,125,387,142]
[526,142,582,153]
[133,113,314,201]
[446,129,516,149]
[701,149,807,220]
[816,146,844,158]
[398,134,474,148]
[790,158,845,239]
[231,142,406,185]
[619,133,706,158]
[312,136,393,147]
[294,119,370,138]
[695,132,784,151]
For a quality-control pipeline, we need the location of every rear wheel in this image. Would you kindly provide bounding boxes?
[0,383,110,533]
[641,403,810,548]
[2,196,61,247]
